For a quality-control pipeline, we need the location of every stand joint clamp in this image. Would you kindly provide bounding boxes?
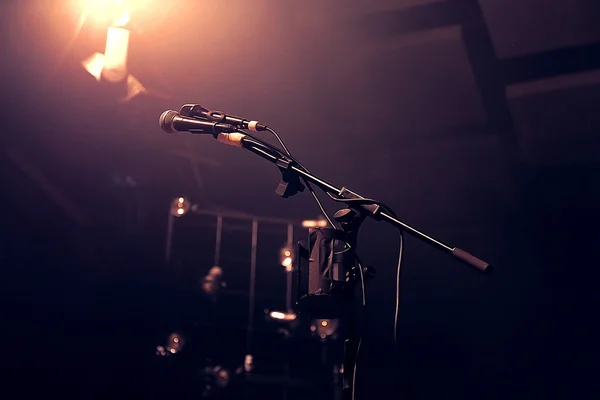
[275,157,305,198]
[338,187,381,217]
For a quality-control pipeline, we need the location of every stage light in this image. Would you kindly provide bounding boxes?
[102,26,129,82]
[310,319,338,340]
[80,0,147,101]
[170,197,191,217]
[81,0,130,27]
[301,216,328,228]
[280,247,293,271]
[166,332,185,354]
[267,310,297,321]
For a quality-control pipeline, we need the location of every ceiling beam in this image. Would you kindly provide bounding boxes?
[359,0,515,133]
[501,41,600,85]
[3,147,92,226]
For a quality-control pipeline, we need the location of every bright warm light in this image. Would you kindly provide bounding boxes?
[268,311,297,321]
[81,52,105,81]
[280,247,293,270]
[310,319,338,339]
[302,218,328,228]
[170,197,191,217]
[102,26,130,82]
[270,311,285,320]
[166,332,185,354]
[82,0,130,27]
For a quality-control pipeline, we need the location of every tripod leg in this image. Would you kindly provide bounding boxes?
[341,338,355,400]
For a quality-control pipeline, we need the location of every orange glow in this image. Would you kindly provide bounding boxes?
[302,218,328,228]
[280,247,293,271]
[270,311,285,319]
[102,26,130,82]
[81,0,131,27]
[170,197,190,217]
[81,52,105,81]
[268,311,297,321]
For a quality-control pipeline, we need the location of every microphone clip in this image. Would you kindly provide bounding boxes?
[275,157,305,198]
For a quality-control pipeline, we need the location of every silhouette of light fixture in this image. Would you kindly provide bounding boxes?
[280,247,293,271]
[170,197,191,217]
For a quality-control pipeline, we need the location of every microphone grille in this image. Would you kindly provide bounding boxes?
[159,110,179,133]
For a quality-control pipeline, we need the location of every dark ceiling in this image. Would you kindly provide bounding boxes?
[3,0,600,222]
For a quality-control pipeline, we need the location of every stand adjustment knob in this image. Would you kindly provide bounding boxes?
[333,208,357,223]
[362,265,376,279]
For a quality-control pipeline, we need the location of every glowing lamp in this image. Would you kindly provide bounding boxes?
[80,0,147,101]
[310,319,338,339]
[268,310,297,321]
[166,332,185,354]
[280,247,293,271]
[301,217,328,228]
[170,197,191,217]
[102,26,130,82]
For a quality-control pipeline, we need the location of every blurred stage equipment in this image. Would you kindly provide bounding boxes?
[159,106,491,400]
[156,332,185,356]
[80,0,147,101]
[280,247,293,270]
[166,332,185,354]
[202,266,225,298]
[310,319,339,340]
[170,196,191,217]
[201,364,232,396]
[268,310,297,322]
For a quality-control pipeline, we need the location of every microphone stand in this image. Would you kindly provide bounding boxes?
[230,135,490,273]
[218,133,491,399]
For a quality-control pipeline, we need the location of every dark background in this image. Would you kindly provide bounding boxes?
[1,1,599,398]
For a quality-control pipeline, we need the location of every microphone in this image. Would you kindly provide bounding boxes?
[159,110,237,134]
[180,104,268,132]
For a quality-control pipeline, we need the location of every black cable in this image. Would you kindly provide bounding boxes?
[266,126,292,157]
[240,129,338,229]
[352,255,367,400]
[393,231,404,345]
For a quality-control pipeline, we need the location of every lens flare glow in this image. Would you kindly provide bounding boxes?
[102,26,129,82]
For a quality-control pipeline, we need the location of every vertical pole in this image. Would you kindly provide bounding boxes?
[165,212,174,266]
[247,219,259,354]
[214,215,223,266]
[286,223,294,311]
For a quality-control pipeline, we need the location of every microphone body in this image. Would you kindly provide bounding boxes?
[180,104,268,132]
[159,110,237,134]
